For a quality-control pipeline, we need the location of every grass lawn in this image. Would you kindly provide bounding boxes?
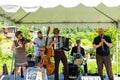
[79,59,120,75]
[58,59,120,75]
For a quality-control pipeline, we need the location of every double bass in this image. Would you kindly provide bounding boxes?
[40,26,54,75]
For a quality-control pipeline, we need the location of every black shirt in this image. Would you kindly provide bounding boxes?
[93,35,112,56]
[71,46,85,56]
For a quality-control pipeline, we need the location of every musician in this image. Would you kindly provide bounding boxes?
[50,28,69,80]
[27,54,33,60]
[33,31,46,64]
[26,54,35,67]
[93,28,114,80]
[71,39,88,76]
[11,31,32,79]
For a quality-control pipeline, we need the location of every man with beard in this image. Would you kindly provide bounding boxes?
[33,31,46,64]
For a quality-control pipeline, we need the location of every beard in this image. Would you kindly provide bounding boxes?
[39,37,43,39]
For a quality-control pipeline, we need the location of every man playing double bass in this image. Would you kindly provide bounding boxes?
[33,29,54,76]
[50,28,69,80]
[33,31,46,64]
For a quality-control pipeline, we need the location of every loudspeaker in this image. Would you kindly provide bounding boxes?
[68,63,80,76]
[2,64,8,75]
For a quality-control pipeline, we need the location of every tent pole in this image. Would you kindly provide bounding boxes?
[115,22,119,76]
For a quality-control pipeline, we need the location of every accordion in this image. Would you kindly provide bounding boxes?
[53,36,70,51]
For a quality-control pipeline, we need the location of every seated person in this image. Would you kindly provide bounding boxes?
[26,56,48,80]
[71,39,88,76]
[27,54,33,60]
[27,54,35,67]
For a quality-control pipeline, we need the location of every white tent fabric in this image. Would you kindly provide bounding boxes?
[0,0,120,9]
[0,0,120,12]
[0,3,120,24]
[0,0,120,13]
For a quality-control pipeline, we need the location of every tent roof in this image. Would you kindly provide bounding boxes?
[1,0,120,8]
[0,2,120,25]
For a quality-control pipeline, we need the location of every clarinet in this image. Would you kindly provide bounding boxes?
[101,34,105,51]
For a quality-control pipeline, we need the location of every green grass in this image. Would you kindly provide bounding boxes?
[57,58,120,75]
[80,59,120,74]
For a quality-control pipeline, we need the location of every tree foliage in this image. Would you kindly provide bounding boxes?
[18,25,33,40]
[17,25,34,54]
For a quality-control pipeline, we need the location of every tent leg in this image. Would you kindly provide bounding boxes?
[115,22,119,76]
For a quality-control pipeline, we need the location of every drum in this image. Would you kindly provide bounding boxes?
[54,36,70,51]
[68,63,80,77]
[73,53,84,65]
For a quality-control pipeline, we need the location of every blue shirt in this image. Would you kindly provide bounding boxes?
[33,37,46,57]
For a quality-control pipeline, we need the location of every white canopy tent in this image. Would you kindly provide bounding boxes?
[0,0,120,24]
[0,0,119,75]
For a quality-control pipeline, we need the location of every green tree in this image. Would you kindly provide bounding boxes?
[18,25,34,54]
[18,25,33,40]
